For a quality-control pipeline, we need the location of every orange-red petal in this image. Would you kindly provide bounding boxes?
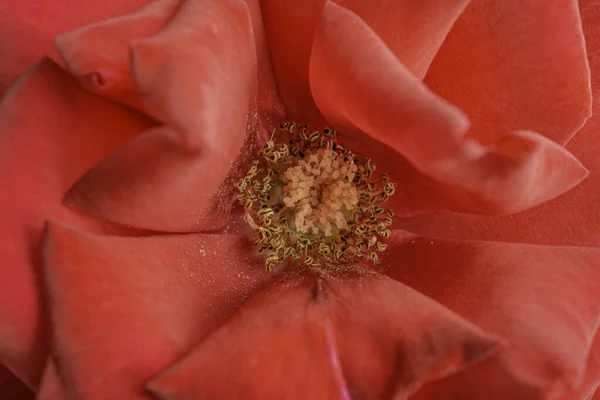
[310,1,588,216]
[0,59,151,386]
[383,231,600,399]
[260,0,471,119]
[0,0,150,95]
[62,0,260,232]
[147,270,500,400]
[42,224,274,399]
[388,0,600,248]
[424,0,591,146]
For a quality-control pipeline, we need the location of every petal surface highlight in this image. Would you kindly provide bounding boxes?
[309,1,588,216]
[148,270,500,400]
[43,224,274,400]
[383,232,600,399]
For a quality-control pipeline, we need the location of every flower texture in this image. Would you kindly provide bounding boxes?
[1,0,600,399]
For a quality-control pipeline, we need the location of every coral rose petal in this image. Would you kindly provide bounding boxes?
[309,1,588,215]
[393,0,600,247]
[147,270,500,400]
[54,0,181,109]
[64,0,259,232]
[43,224,274,399]
[383,232,600,399]
[425,0,592,146]
[0,59,151,385]
[0,0,150,95]
[259,0,470,119]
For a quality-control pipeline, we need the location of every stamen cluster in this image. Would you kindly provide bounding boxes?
[237,123,396,271]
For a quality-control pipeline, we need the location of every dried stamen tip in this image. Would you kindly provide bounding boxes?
[236,122,396,271]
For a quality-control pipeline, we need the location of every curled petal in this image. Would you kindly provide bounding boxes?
[54,0,181,109]
[64,0,259,232]
[393,0,600,247]
[43,224,274,399]
[309,1,588,215]
[260,0,469,119]
[147,270,500,400]
[0,59,151,385]
[424,0,592,146]
[0,0,150,95]
[383,231,600,399]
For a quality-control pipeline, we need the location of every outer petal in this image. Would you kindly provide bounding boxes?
[309,1,588,216]
[559,332,600,400]
[382,232,600,399]
[61,0,283,233]
[424,0,591,146]
[0,0,150,95]
[260,0,472,119]
[147,269,500,400]
[41,224,274,399]
[0,59,152,385]
[391,0,600,248]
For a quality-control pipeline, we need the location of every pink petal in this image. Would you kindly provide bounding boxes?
[63,0,275,233]
[309,1,588,215]
[148,270,500,399]
[43,224,274,399]
[387,0,600,248]
[259,0,470,119]
[424,0,591,147]
[0,59,151,385]
[0,0,150,95]
[383,231,600,399]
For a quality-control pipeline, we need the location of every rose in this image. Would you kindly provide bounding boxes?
[1,0,599,399]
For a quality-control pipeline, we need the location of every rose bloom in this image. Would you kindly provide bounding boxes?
[1,0,600,399]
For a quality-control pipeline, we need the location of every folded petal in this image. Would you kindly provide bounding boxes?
[43,224,274,399]
[383,232,600,399]
[0,59,151,385]
[259,0,470,119]
[148,269,500,400]
[424,0,591,146]
[0,0,150,95]
[54,0,181,110]
[389,0,600,248]
[309,1,588,215]
[63,0,273,233]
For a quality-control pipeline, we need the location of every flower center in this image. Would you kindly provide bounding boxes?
[237,123,395,271]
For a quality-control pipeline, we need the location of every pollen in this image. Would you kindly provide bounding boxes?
[236,122,396,271]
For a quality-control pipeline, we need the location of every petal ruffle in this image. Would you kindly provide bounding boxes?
[0,59,151,385]
[387,0,600,248]
[42,224,274,399]
[62,0,262,232]
[382,232,600,399]
[424,0,591,146]
[0,0,150,96]
[309,1,588,216]
[147,269,500,400]
[259,0,471,119]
